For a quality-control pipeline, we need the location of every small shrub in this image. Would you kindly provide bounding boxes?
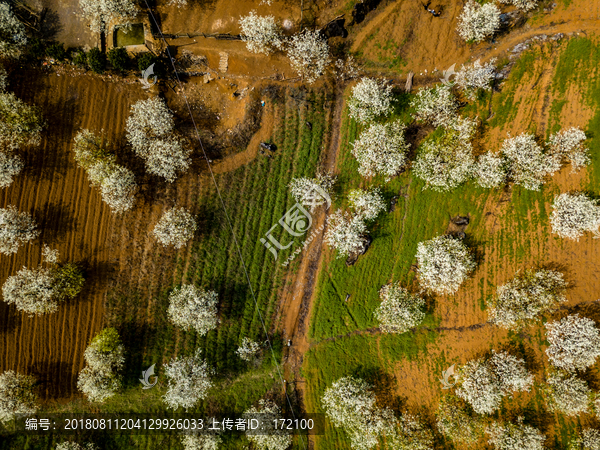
[107,47,130,72]
[87,48,106,74]
[46,42,67,61]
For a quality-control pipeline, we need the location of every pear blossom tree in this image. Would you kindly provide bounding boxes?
[411,85,458,128]
[569,429,600,450]
[413,131,475,192]
[374,283,425,334]
[167,285,219,335]
[239,11,283,55]
[486,418,545,450]
[2,249,85,316]
[474,152,507,188]
[497,0,539,11]
[287,29,330,83]
[350,121,410,180]
[456,351,533,414]
[0,2,27,59]
[322,376,394,450]
[548,128,589,172]
[347,77,393,124]
[0,205,39,255]
[74,129,137,213]
[501,133,558,190]
[545,371,593,416]
[0,91,44,151]
[348,188,386,221]
[0,370,37,424]
[126,98,191,182]
[180,434,222,450]
[436,396,484,445]
[454,59,497,100]
[550,193,600,241]
[415,235,476,295]
[78,0,138,33]
[167,0,188,7]
[153,207,197,248]
[324,210,368,258]
[236,337,261,362]
[163,349,213,410]
[0,152,24,188]
[487,269,567,330]
[55,442,99,450]
[77,328,124,403]
[457,0,502,43]
[244,399,292,450]
[545,314,600,371]
[335,56,360,81]
[385,413,434,450]
[289,172,336,212]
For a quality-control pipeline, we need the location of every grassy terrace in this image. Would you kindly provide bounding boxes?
[303,38,600,449]
[2,87,330,449]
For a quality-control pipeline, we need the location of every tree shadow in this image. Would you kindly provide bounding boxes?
[0,300,22,334]
[38,8,63,41]
[76,259,118,300]
[352,366,405,411]
[34,202,76,245]
[26,360,76,400]
[116,319,157,389]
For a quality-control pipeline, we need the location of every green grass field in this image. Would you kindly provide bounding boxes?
[303,38,600,449]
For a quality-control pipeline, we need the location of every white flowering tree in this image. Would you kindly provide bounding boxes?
[545,314,600,371]
[167,0,188,7]
[2,250,85,316]
[153,207,197,248]
[289,172,335,212]
[244,399,292,450]
[0,205,39,255]
[501,133,558,190]
[498,0,539,11]
[350,121,410,180]
[74,130,137,213]
[473,152,506,188]
[287,29,330,84]
[167,285,219,335]
[0,370,37,424]
[486,418,545,450]
[415,235,475,295]
[374,283,425,334]
[55,442,99,450]
[545,371,593,416]
[324,210,368,258]
[77,328,124,403]
[0,92,44,151]
[335,56,360,81]
[411,85,458,128]
[413,131,475,192]
[436,396,484,445]
[322,376,394,450]
[180,434,222,450]
[78,0,138,33]
[0,2,27,59]
[487,269,567,330]
[454,59,496,100]
[239,11,283,55]
[347,77,393,124]
[385,413,434,450]
[0,152,24,188]
[457,0,501,43]
[550,192,600,241]
[456,351,533,414]
[569,429,600,450]
[236,337,261,362]
[126,98,191,182]
[163,349,213,410]
[348,188,386,221]
[548,127,589,172]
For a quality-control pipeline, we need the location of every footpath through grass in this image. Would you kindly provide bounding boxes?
[1,87,330,450]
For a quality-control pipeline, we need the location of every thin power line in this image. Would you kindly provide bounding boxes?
[140,4,307,448]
